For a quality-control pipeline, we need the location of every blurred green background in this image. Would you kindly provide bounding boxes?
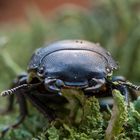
[0,0,140,139]
[0,0,140,90]
[0,0,140,91]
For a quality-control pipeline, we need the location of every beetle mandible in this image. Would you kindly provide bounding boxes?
[1,40,140,136]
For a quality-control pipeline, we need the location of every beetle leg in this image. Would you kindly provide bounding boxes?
[0,74,29,137]
[25,93,56,121]
[0,93,28,138]
[84,78,105,92]
[114,85,130,105]
[0,73,28,114]
[122,86,129,105]
[6,94,14,113]
[111,76,129,104]
[0,95,14,115]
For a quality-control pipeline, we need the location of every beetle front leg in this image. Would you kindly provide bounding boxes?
[25,93,56,121]
[0,93,28,138]
[113,84,130,105]
[0,95,14,115]
[0,73,29,137]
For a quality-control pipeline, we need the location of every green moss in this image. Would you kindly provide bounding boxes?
[32,94,104,140]
[0,90,140,139]
[105,90,128,140]
[31,90,140,140]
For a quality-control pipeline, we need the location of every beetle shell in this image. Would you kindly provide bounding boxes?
[28,40,118,86]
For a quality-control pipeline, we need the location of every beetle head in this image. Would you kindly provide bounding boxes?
[43,77,106,95]
[28,65,107,95]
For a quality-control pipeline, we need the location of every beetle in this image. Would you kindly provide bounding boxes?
[0,40,140,136]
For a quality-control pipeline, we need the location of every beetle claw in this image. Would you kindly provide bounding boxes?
[44,78,64,94]
[84,78,105,92]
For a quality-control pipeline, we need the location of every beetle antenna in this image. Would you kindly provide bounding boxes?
[1,84,29,96]
[118,81,140,91]
[1,83,41,97]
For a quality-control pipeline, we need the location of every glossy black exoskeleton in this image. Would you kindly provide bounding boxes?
[1,40,140,136]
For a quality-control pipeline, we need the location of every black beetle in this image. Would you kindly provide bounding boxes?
[1,40,140,136]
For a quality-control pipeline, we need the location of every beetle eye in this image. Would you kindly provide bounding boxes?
[106,68,111,73]
[37,68,44,77]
